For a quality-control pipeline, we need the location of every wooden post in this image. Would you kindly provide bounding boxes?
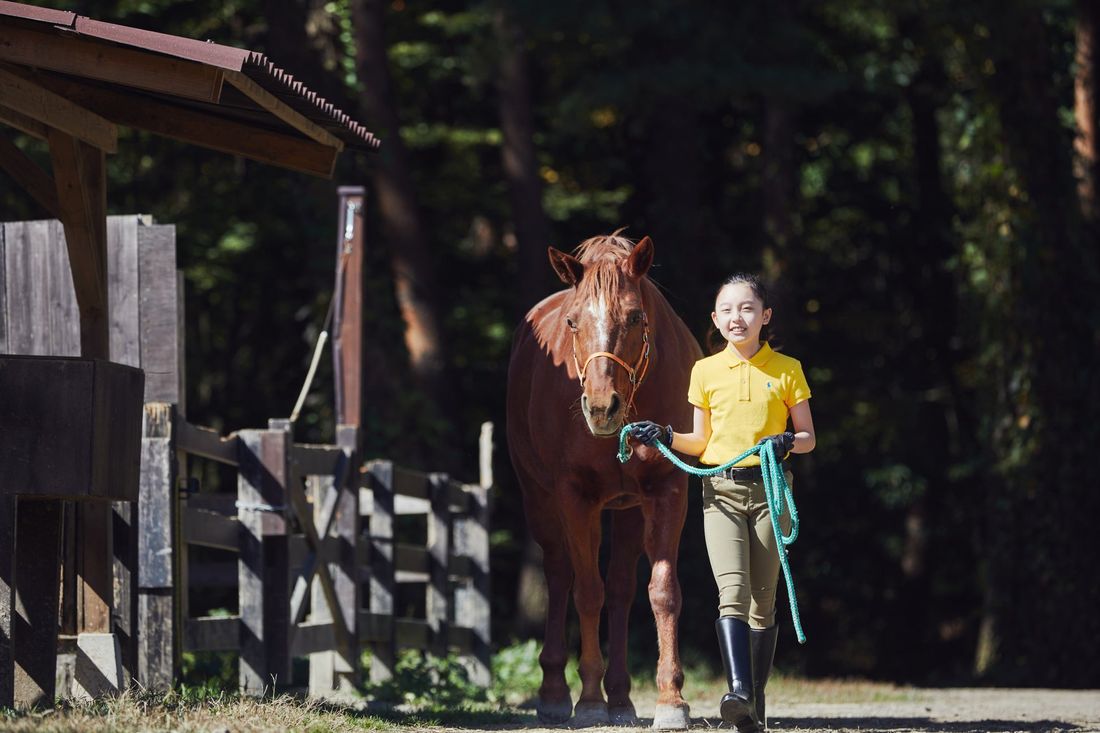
[237,424,291,695]
[135,403,177,689]
[454,422,493,686]
[0,497,14,707]
[427,473,451,657]
[332,187,365,430]
[12,500,62,707]
[308,425,360,696]
[366,461,395,683]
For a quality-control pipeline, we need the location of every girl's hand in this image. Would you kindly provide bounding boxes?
[757,431,795,460]
[629,421,672,447]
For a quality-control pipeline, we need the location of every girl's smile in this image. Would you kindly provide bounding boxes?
[712,282,772,357]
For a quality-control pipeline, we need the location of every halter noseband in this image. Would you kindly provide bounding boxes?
[571,316,652,416]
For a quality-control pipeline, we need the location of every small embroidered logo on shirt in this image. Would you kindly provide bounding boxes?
[767,381,773,389]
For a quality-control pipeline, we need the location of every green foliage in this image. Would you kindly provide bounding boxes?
[360,650,486,707]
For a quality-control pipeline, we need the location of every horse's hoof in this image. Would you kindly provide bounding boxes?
[609,703,638,726]
[538,697,574,725]
[652,703,691,730]
[573,701,610,727]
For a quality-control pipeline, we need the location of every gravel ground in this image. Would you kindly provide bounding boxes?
[474,688,1100,733]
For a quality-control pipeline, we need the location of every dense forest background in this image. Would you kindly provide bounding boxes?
[3,0,1099,687]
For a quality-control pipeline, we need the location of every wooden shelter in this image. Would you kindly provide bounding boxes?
[0,0,377,708]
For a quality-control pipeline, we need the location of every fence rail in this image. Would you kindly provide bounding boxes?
[137,404,492,695]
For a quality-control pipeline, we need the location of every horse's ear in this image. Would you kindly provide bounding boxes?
[625,236,654,279]
[548,247,585,286]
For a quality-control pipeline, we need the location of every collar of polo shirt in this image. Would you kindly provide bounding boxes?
[724,341,775,368]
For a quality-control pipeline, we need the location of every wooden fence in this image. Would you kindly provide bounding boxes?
[139,405,492,694]
[1,211,492,700]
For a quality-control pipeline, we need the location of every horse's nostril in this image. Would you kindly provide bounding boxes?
[608,394,621,416]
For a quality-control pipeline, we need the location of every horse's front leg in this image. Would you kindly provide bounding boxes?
[605,506,645,725]
[561,490,609,726]
[642,474,691,729]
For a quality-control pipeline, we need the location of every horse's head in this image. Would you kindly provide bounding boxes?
[548,234,654,437]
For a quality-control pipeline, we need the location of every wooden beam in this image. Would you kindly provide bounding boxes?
[0,22,225,103]
[34,76,338,178]
[0,134,60,217]
[223,71,343,150]
[0,67,117,153]
[48,128,109,355]
[0,104,47,141]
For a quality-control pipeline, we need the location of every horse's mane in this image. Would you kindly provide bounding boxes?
[570,229,639,317]
[573,228,635,264]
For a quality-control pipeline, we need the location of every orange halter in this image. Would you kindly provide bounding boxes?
[571,316,652,416]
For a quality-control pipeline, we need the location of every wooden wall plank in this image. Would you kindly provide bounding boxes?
[4,222,36,354]
[107,216,140,367]
[0,223,7,354]
[46,219,80,356]
[137,224,181,404]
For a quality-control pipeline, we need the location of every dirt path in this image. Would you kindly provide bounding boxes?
[466,688,1100,733]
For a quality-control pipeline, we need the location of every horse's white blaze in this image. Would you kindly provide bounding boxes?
[589,294,609,351]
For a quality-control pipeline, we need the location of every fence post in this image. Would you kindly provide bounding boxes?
[308,425,360,696]
[0,497,13,707]
[427,472,451,657]
[454,422,492,686]
[237,423,291,695]
[366,460,395,683]
[135,402,177,689]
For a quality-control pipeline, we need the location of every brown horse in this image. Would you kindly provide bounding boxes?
[507,233,701,728]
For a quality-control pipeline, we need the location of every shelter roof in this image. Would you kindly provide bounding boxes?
[0,0,379,177]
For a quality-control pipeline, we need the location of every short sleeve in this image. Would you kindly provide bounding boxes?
[785,362,812,407]
[687,361,708,408]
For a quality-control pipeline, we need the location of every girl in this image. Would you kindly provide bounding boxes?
[630,273,816,732]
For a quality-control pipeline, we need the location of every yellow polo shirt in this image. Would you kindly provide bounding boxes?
[687,343,811,466]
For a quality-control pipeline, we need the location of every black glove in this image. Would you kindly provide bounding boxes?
[630,420,672,447]
[757,431,795,460]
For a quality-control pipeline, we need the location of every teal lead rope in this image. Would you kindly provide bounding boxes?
[617,425,807,644]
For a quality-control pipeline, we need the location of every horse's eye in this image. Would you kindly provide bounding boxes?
[628,311,644,325]
[566,317,577,330]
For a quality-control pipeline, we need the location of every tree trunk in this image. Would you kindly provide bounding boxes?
[975,2,1100,685]
[493,6,556,635]
[1076,0,1100,219]
[495,7,555,320]
[351,0,458,454]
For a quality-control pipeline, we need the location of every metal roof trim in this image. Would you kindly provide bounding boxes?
[0,0,74,26]
[71,16,250,70]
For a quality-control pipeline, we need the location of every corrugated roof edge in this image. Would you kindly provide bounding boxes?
[0,0,379,151]
[243,52,379,151]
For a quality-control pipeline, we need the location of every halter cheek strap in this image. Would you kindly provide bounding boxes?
[571,318,652,415]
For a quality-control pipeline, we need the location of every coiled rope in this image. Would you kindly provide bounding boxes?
[617,425,807,643]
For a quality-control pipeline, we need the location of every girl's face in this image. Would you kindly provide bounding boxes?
[711,282,771,348]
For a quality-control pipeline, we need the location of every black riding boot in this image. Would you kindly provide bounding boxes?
[715,617,758,730]
[750,625,779,730]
